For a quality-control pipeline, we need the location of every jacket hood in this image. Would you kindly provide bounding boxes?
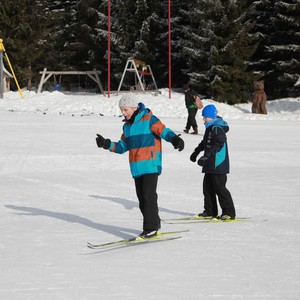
[135,102,152,121]
[206,117,229,132]
[212,117,228,127]
[138,102,151,113]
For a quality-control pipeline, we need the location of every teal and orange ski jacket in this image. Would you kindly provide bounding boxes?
[109,102,176,178]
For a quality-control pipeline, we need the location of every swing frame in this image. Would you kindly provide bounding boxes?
[117,58,158,95]
[37,68,105,95]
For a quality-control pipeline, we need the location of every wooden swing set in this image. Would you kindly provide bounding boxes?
[37,68,105,94]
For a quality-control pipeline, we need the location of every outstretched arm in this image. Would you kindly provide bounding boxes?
[96,133,128,154]
[96,134,111,149]
[108,133,128,154]
[150,115,184,151]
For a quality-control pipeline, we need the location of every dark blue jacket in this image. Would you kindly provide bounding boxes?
[194,117,230,174]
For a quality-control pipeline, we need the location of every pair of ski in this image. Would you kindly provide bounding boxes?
[87,229,188,250]
[87,216,257,250]
[163,216,253,224]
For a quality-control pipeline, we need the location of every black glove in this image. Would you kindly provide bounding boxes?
[171,135,184,152]
[96,134,111,149]
[190,152,199,162]
[197,155,208,166]
[190,144,202,162]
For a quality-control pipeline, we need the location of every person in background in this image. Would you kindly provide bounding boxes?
[190,104,236,220]
[95,94,185,238]
[183,83,203,135]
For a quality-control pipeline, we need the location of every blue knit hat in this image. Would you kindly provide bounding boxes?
[202,104,218,119]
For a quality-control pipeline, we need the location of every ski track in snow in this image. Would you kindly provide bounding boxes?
[0,90,300,299]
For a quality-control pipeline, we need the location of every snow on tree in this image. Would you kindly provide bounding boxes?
[249,0,300,99]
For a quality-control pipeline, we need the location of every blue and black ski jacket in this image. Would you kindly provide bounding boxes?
[194,117,230,174]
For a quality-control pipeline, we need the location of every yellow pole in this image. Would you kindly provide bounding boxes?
[0,39,24,99]
[0,39,3,98]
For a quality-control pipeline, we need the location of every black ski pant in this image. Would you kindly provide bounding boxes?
[185,107,198,131]
[202,173,236,218]
[134,173,160,231]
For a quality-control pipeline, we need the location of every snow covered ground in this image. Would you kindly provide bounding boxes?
[1,90,300,300]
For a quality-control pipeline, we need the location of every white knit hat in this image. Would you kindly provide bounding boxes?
[119,94,138,108]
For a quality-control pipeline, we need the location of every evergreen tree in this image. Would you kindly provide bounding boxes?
[272,0,300,97]
[45,0,79,70]
[1,0,298,97]
[211,0,259,104]
[133,21,151,63]
[0,0,49,89]
[179,0,214,92]
[167,0,192,87]
[180,0,258,104]
[135,0,166,87]
[108,0,166,88]
[61,0,100,70]
[140,1,168,87]
[132,0,151,61]
[45,0,108,90]
[100,0,138,89]
[249,0,300,98]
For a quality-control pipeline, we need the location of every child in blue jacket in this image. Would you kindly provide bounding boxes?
[96,94,184,238]
[190,104,236,220]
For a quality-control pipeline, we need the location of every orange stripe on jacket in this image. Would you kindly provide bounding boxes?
[129,138,162,163]
[150,119,166,137]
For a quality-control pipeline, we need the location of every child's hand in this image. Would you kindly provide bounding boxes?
[96,134,111,149]
[197,156,208,166]
[171,135,184,151]
[190,152,198,162]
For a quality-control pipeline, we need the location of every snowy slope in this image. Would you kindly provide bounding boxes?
[2,89,300,120]
[0,90,300,300]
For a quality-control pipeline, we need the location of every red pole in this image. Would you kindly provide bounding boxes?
[107,0,111,98]
[168,0,172,99]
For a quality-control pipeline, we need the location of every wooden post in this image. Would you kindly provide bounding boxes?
[37,68,47,93]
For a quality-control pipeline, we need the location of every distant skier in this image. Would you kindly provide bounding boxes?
[183,83,203,135]
[95,94,184,238]
[190,104,236,220]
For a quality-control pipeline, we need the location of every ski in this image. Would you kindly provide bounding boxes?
[166,216,216,221]
[166,216,251,221]
[87,236,181,249]
[193,217,252,223]
[87,230,188,249]
[163,216,256,224]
